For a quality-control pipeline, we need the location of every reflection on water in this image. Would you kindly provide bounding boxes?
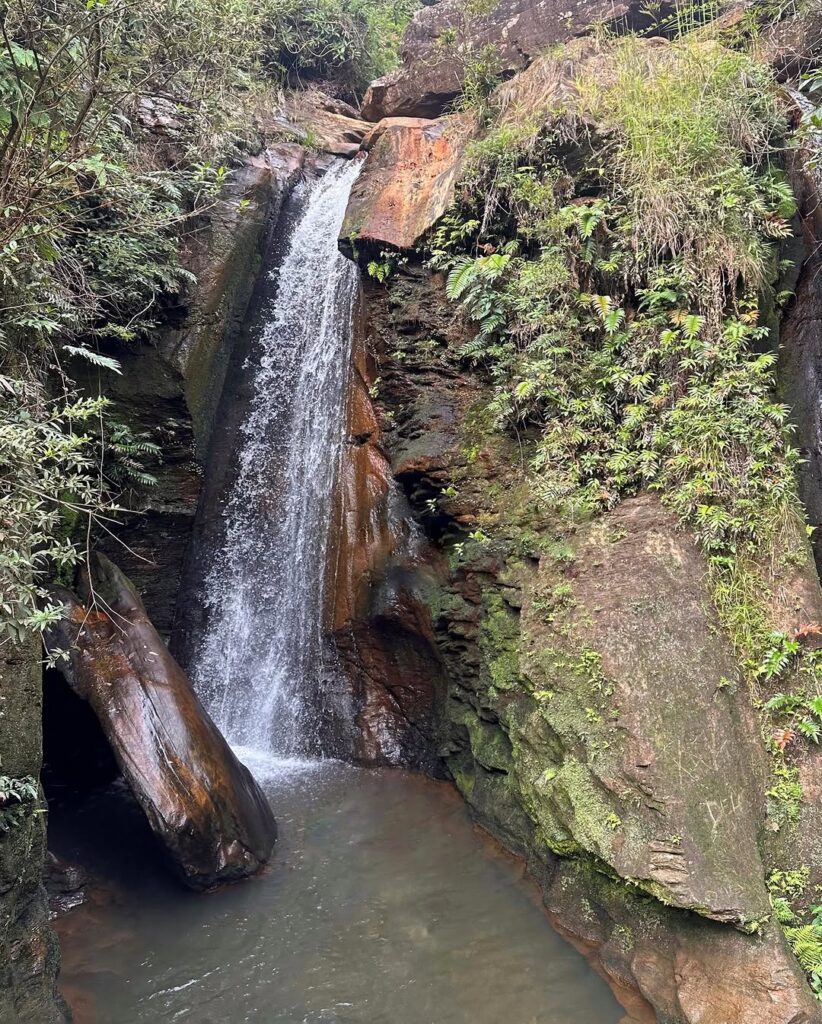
[51,764,623,1024]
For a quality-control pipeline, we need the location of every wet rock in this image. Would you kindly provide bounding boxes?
[44,853,87,919]
[775,93,822,906]
[161,144,307,451]
[540,858,816,1024]
[45,553,277,890]
[341,115,474,251]
[326,295,448,771]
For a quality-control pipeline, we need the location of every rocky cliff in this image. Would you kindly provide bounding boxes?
[332,258,821,1021]
[329,3,822,1019]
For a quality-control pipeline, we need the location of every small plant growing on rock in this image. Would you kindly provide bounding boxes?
[785,909,822,1001]
[0,774,38,834]
[762,691,822,745]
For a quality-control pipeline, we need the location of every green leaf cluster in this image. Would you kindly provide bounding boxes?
[0,773,38,833]
[428,36,797,563]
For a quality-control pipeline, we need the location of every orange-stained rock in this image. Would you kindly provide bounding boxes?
[341,115,474,251]
[542,858,817,1024]
[324,295,447,772]
[45,554,276,890]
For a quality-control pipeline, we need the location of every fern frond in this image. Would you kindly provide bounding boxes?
[446,257,477,301]
[63,345,122,374]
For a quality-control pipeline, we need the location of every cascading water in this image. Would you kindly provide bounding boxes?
[51,154,625,1024]
[193,157,362,759]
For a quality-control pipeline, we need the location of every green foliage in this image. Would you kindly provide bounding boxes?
[265,0,418,92]
[0,773,38,833]
[0,386,120,642]
[768,866,809,916]
[426,33,799,569]
[106,423,162,490]
[578,38,790,301]
[765,752,803,829]
[786,911,822,1001]
[759,633,803,681]
[426,38,822,971]
[366,247,407,282]
[762,686,822,744]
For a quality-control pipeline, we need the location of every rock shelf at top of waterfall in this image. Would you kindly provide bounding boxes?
[193,157,362,762]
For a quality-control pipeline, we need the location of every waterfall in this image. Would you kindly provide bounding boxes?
[193,157,362,760]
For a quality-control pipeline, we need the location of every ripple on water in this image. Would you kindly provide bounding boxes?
[50,764,624,1024]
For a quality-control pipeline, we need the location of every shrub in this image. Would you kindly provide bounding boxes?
[0,0,413,640]
[428,34,796,556]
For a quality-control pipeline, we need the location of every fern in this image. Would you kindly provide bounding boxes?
[786,926,822,975]
[588,293,613,322]
[63,345,122,374]
[445,257,477,301]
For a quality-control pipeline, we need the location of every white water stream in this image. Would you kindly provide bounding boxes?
[193,157,362,759]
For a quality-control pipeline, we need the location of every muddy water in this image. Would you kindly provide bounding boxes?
[51,763,623,1024]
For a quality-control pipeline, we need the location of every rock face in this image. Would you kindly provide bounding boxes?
[335,259,822,1021]
[325,292,448,771]
[361,0,657,120]
[0,636,66,1024]
[91,144,307,636]
[342,116,473,251]
[46,553,277,890]
[278,89,372,156]
[508,496,770,928]
[541,858,817,1024]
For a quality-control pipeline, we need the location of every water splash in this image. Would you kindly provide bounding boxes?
[193,157,362,758]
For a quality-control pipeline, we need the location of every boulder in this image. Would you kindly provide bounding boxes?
[542,858,817,1024]
[361,0,651,121]
[45,553,277,890]
[44,853,87,918]
[341,115,473,251]
[277,89,371,156]
[518,496,770,928]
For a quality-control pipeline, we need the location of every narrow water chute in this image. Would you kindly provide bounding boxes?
[193,157,362,758]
